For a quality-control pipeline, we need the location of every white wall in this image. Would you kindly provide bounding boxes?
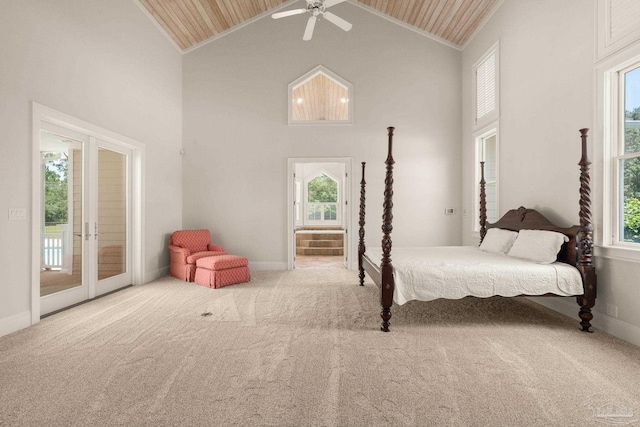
[0,0,182,336]
[462,0,640,346]
[183,3,463,269]
[462,0,594,236]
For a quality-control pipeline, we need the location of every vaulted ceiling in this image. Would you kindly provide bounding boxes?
[138,0,502,52]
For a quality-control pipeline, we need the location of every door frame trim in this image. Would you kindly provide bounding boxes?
[287,157,353,270]
[31,103,145,325]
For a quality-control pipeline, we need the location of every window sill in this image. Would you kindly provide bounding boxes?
[595,245,640,263]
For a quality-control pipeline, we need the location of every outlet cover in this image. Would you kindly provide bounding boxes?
[8,208,27,220]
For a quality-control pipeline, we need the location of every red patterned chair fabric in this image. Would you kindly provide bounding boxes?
[194,255,250,289]
[168,229,225,281]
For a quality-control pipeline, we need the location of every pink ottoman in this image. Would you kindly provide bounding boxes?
[194,255,250,289]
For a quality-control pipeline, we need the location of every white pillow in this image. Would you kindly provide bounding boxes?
[507,229,569,264]
[480,228,519,254]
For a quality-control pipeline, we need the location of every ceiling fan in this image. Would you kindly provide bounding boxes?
[271,0,353,41]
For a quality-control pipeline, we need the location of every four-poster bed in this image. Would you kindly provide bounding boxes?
[358,127,597,332]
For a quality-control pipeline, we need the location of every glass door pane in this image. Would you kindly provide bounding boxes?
[39,123,134,316]
[40,131,84,297]
[97,148,127,281]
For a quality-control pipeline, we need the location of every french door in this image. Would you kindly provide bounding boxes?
[39,122,132,316]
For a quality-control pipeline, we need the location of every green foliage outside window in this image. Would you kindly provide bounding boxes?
[308,173,338,203]
[44,154,68,225]
[623,107,640,243]
[324,204,337,220]
[625,197,640,242]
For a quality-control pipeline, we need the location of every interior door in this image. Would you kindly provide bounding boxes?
[293,174,300,269]
[342,170,348,268]
[39,125,132,316]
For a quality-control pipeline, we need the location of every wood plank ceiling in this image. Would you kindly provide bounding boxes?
[138,0,502,51]
[292,73,350,122]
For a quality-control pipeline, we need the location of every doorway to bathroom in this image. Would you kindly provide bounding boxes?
[287,158,352,270]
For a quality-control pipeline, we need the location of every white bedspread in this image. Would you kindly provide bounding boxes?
[372,246,584,305]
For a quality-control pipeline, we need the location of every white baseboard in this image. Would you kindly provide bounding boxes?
[528,297,640,347]
[145,266,169,283]
[146,262,287,281]
[249,261,287,271]
[0,311,32,338]
[593,313,640,347]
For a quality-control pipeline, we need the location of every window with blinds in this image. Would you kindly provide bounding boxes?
[598,0,640,60]
[474,42,499,126]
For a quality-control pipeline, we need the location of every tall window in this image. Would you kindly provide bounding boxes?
[475,41,499,127]
[616,63,640,244]
[475,128,498,230]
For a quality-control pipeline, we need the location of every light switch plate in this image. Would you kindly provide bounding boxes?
[9,208,27,220]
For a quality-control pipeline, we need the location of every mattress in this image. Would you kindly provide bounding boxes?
[370,246,584,305]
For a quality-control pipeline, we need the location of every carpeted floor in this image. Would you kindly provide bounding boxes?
[1,270,639,426]
[295,255,345,269]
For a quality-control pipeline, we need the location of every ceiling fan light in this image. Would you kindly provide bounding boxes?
[273,0,352,41]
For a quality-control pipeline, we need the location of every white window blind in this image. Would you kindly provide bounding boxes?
[597,0,640,60]
[610,0,640,41]
[476,51,496,122]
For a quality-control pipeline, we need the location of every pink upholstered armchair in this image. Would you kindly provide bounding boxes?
[168,229,225,281]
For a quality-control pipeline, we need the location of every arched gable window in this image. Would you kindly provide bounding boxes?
[305,171,340,225]
[288,65,353,124]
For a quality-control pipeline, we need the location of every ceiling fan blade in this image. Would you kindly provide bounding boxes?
[271,9,307,19]
[323,0,348,8]
[303,16,317,41]
[323,11,352,32]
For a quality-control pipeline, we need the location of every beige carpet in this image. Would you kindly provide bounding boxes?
[1,270,639,426]
[295,255,345,269]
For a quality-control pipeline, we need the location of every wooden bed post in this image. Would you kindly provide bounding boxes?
[380,127,395,332]
[358,162,366,286]
[479,161,487,243]
[577,128,597,332]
